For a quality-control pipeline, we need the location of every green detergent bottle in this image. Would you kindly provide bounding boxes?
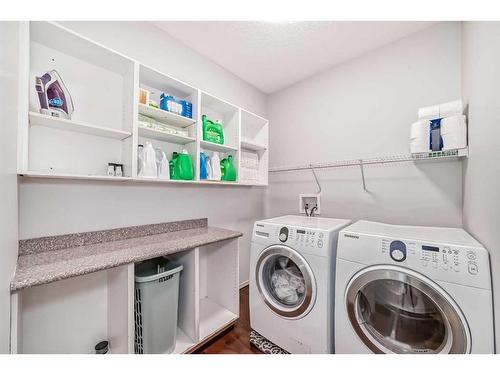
[202,115,224,144]
[170,150,194,180]
[221,154,237,181]
[170,152,179,180]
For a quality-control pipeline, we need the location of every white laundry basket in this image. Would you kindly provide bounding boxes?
[134,257,183,354]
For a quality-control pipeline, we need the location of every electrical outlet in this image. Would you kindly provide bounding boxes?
[299,194,321,216]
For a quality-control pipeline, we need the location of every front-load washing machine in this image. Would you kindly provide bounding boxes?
[335,220,494,354]
[250,215,351,353]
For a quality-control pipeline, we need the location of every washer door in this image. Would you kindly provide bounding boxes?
[345,265,471,354]
[256,245,316,319]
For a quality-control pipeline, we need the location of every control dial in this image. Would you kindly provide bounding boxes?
[279,227,289,243]
[390,240,407,262]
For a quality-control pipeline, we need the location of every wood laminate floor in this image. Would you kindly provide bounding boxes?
[195,286,262,354]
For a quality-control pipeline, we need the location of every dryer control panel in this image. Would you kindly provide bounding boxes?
[382,238,482,275]
[338,224,491,290]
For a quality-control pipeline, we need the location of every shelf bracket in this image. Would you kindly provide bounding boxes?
[310,165,322,194]
[359,160,367,191]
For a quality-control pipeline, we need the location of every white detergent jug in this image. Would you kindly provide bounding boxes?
[141,142,158,178]
[206,155,213,180]
[137,145,145,177]
[211,152,221,180]
[156,149,170,180]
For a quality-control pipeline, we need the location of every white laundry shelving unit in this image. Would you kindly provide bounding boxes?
[17,21,269,186]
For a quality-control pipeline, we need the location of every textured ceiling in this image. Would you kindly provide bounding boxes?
[153,21,437,94]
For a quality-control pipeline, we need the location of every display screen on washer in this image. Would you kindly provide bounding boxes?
[255,231,269,238]
[422,245,440,252]
[297,229,306,234]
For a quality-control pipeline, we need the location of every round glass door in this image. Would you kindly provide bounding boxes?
[345,266,470,354]
[256,245,316,319]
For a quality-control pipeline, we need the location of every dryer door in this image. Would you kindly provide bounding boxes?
[345,265,471,354]
[256,245,316,319]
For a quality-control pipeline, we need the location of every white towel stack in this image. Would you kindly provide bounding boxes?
[441,115,467,150]
[410,100,467,153]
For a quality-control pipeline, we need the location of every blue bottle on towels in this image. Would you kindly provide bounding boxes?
[200,152,208,179]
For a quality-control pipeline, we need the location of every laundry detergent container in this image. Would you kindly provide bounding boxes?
[134,257,183,354]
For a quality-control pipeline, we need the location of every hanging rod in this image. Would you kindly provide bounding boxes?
[268,148,468,173]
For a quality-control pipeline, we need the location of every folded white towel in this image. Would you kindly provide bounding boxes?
[410,121,430,153]
[418,99,463,120]
[441,115,467,150]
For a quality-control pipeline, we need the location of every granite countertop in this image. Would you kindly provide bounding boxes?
[12,219,242,291]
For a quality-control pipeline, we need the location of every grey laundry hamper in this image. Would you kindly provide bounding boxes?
[134,257,183,354]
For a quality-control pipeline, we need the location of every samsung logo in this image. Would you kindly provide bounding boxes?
[344,234,359,239]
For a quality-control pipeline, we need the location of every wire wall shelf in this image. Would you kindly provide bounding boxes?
[269,148,468,173]
[268,148,468,191]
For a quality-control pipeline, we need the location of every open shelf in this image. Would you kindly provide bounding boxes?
[199,297,238,341]
[171,327,196,354]
[138,104,196,128]
[138,125,195,145]
[200,140,238,153]
[29,112,132,140]
[20,171,132,182]
[12,265,133,354]
[241,137,267,151]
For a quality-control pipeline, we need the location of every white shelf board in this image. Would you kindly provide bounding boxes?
[172,327,196,354]
[20,173,263,186]
[138,104,195,128]
[29,112,131,140]
[199,297,238,341]
[198,180,237,186]
[133,177,196,184]
[241,138,267,151]
[138,126,195,145]
[20,171,132,182]
[200,140,238,153]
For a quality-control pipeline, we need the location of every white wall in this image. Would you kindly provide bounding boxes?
[0,22,21,353]
[265,22,463,227]
[462,21,500,349]
[19,21,268,285]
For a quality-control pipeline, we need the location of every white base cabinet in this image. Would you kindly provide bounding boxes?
[10,238,239,354]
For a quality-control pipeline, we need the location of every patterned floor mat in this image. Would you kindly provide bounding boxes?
[249,330,289,354]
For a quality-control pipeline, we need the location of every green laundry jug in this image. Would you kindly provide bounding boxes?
[221,155,237,181]
[202,115,224,144]
[170,152,179,180]
[173,149,194,180]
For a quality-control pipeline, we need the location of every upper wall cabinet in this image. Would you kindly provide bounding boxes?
[18,21,269,186]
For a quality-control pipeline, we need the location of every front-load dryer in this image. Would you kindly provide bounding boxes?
[250,215,351,354]
[335,220,494,354]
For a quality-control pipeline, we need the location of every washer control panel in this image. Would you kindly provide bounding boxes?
[381,238,481,276]
[272,226,326,250]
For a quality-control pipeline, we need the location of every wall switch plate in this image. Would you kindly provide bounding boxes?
[299,194,321,215]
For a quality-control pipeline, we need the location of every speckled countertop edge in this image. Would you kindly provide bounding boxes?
[19,218,208,255]
[12,224,242,292]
